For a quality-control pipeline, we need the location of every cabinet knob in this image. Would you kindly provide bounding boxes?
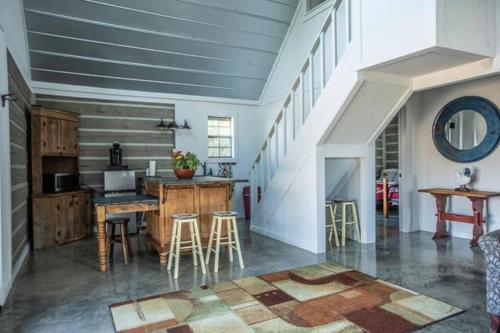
[63,146,66,150]
[42,122,46,126]
[43,141,46,147]
[56,205,60,210]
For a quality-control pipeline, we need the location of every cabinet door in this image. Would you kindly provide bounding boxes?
[55,196,74,243]
[73,193,90,239]
[33,196,58,249]
[60,120,79,156]
[40,117,62,155]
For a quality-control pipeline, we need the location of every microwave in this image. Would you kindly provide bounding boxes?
[43,173,80,193]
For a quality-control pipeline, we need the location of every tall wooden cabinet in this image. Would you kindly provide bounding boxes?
[31,106,91,250]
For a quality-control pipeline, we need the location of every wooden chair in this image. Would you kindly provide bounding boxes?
[325,202,340,246]
[106,217,132,264]
[205,211,244,272]
[167,213,206,279]
[332,200,361,246]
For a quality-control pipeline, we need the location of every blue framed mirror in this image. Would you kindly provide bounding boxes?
[433,96,500,162]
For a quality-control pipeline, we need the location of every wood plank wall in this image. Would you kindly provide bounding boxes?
[375,115,399,177]
[35,96,175,191]
[8,52,33,268]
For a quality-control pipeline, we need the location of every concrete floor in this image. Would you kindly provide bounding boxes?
[0,220,488,333]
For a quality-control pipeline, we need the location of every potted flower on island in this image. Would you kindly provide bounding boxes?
[172,150,200,179]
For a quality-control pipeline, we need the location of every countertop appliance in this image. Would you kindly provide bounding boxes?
[103,170,137,234]
[43,172,80,193]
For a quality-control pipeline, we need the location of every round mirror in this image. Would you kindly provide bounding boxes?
[444,110,487,150]
[433,96,500,163]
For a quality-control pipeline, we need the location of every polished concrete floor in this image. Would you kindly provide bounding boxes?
[0,220,488,333]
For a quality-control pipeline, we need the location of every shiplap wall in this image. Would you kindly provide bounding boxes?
[34,96,175,191]
[8,52,32,269]
[375,115,399,177]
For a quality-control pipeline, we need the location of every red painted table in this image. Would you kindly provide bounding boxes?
[419,188,500,247]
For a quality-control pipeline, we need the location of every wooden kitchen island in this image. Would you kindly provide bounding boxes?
[144,176,247,265]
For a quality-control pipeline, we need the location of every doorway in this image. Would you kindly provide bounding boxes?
[375,113,400,237]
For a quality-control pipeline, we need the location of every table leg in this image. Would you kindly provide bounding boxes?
[469,198,484,247]
[432,194,449,240]
[96,206,107,272]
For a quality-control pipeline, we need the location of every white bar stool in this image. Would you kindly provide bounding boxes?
[325,202,340,246]
[332,200,361,246]
[167,213,206,279]
[205,211,244,272]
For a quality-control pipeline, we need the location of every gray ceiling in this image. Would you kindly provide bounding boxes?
[23,0,299,100]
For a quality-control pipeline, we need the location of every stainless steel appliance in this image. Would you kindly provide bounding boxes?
[43,173,80,193]
[103,170,137,234]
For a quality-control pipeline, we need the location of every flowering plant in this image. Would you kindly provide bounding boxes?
[171,150,200,170]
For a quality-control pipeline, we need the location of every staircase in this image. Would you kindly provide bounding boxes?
[249,0,496,253]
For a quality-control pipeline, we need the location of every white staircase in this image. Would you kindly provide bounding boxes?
[250,0,497,253]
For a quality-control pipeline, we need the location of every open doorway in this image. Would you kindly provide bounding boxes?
[375,114,400,236]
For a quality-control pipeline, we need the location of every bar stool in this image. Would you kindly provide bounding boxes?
[205,211,244,272]
[332,200,361,246]
[106,217,132,264]
[167,213,206,279]
[325,202,340,246]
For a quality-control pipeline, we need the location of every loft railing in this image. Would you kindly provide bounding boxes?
[250,0,352,211]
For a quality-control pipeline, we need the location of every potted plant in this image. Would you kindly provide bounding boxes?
[172,150,200,179]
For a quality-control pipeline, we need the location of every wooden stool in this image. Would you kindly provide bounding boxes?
[205,211,244,272]
[325,202,340,246]
[333,200,361,246]
[167,213,206,279]
[106,218,132,264]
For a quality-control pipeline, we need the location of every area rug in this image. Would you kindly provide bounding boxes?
[110,262,463,333]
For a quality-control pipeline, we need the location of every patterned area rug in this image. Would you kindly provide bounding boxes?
[110,262,463,332]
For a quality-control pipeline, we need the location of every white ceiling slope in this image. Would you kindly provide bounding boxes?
[23,0,299,100]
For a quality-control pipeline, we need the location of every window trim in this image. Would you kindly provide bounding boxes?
[304,0,333,22]
[207,115,237,163]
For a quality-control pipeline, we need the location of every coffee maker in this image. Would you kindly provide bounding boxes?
[107,143,127,170]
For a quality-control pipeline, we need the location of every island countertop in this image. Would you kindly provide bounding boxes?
[144,176,248,185]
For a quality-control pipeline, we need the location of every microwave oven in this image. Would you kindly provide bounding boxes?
[43,173,80,193]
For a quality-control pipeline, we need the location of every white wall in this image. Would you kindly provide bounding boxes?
[256,0,332,143]
[33,82,258,217]
[0,0,30,81]
[174,100,257,216]
[0,0,30,306]
[0,28,13,306]
[360,0,436,69]
[413,74,500,238]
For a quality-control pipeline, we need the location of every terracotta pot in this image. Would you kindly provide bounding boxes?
[175,168,195,179]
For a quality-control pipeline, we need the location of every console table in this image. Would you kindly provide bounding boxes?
[419,188,500,247]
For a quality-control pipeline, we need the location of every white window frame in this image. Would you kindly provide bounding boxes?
[207,115,237,163]
[305,0,332,20]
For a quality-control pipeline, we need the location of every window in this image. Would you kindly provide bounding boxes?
[307,0,327,11]
[208,116,234,159]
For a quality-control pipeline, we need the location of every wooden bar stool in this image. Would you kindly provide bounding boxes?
[325,202,340,246]
[205,211,244,272]
[106,217,132,264]
[167,213,206,279]
[333,200,361,246]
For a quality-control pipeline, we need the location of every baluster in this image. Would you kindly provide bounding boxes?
[308,53,314,111]
[331,10,337,67]
[319,31,326,88]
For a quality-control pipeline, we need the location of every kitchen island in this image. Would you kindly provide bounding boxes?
[144,176,247,265]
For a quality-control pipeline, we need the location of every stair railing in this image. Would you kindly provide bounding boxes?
[250,0,353,214]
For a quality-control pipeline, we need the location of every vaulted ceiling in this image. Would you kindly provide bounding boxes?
[23,0,299,100]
